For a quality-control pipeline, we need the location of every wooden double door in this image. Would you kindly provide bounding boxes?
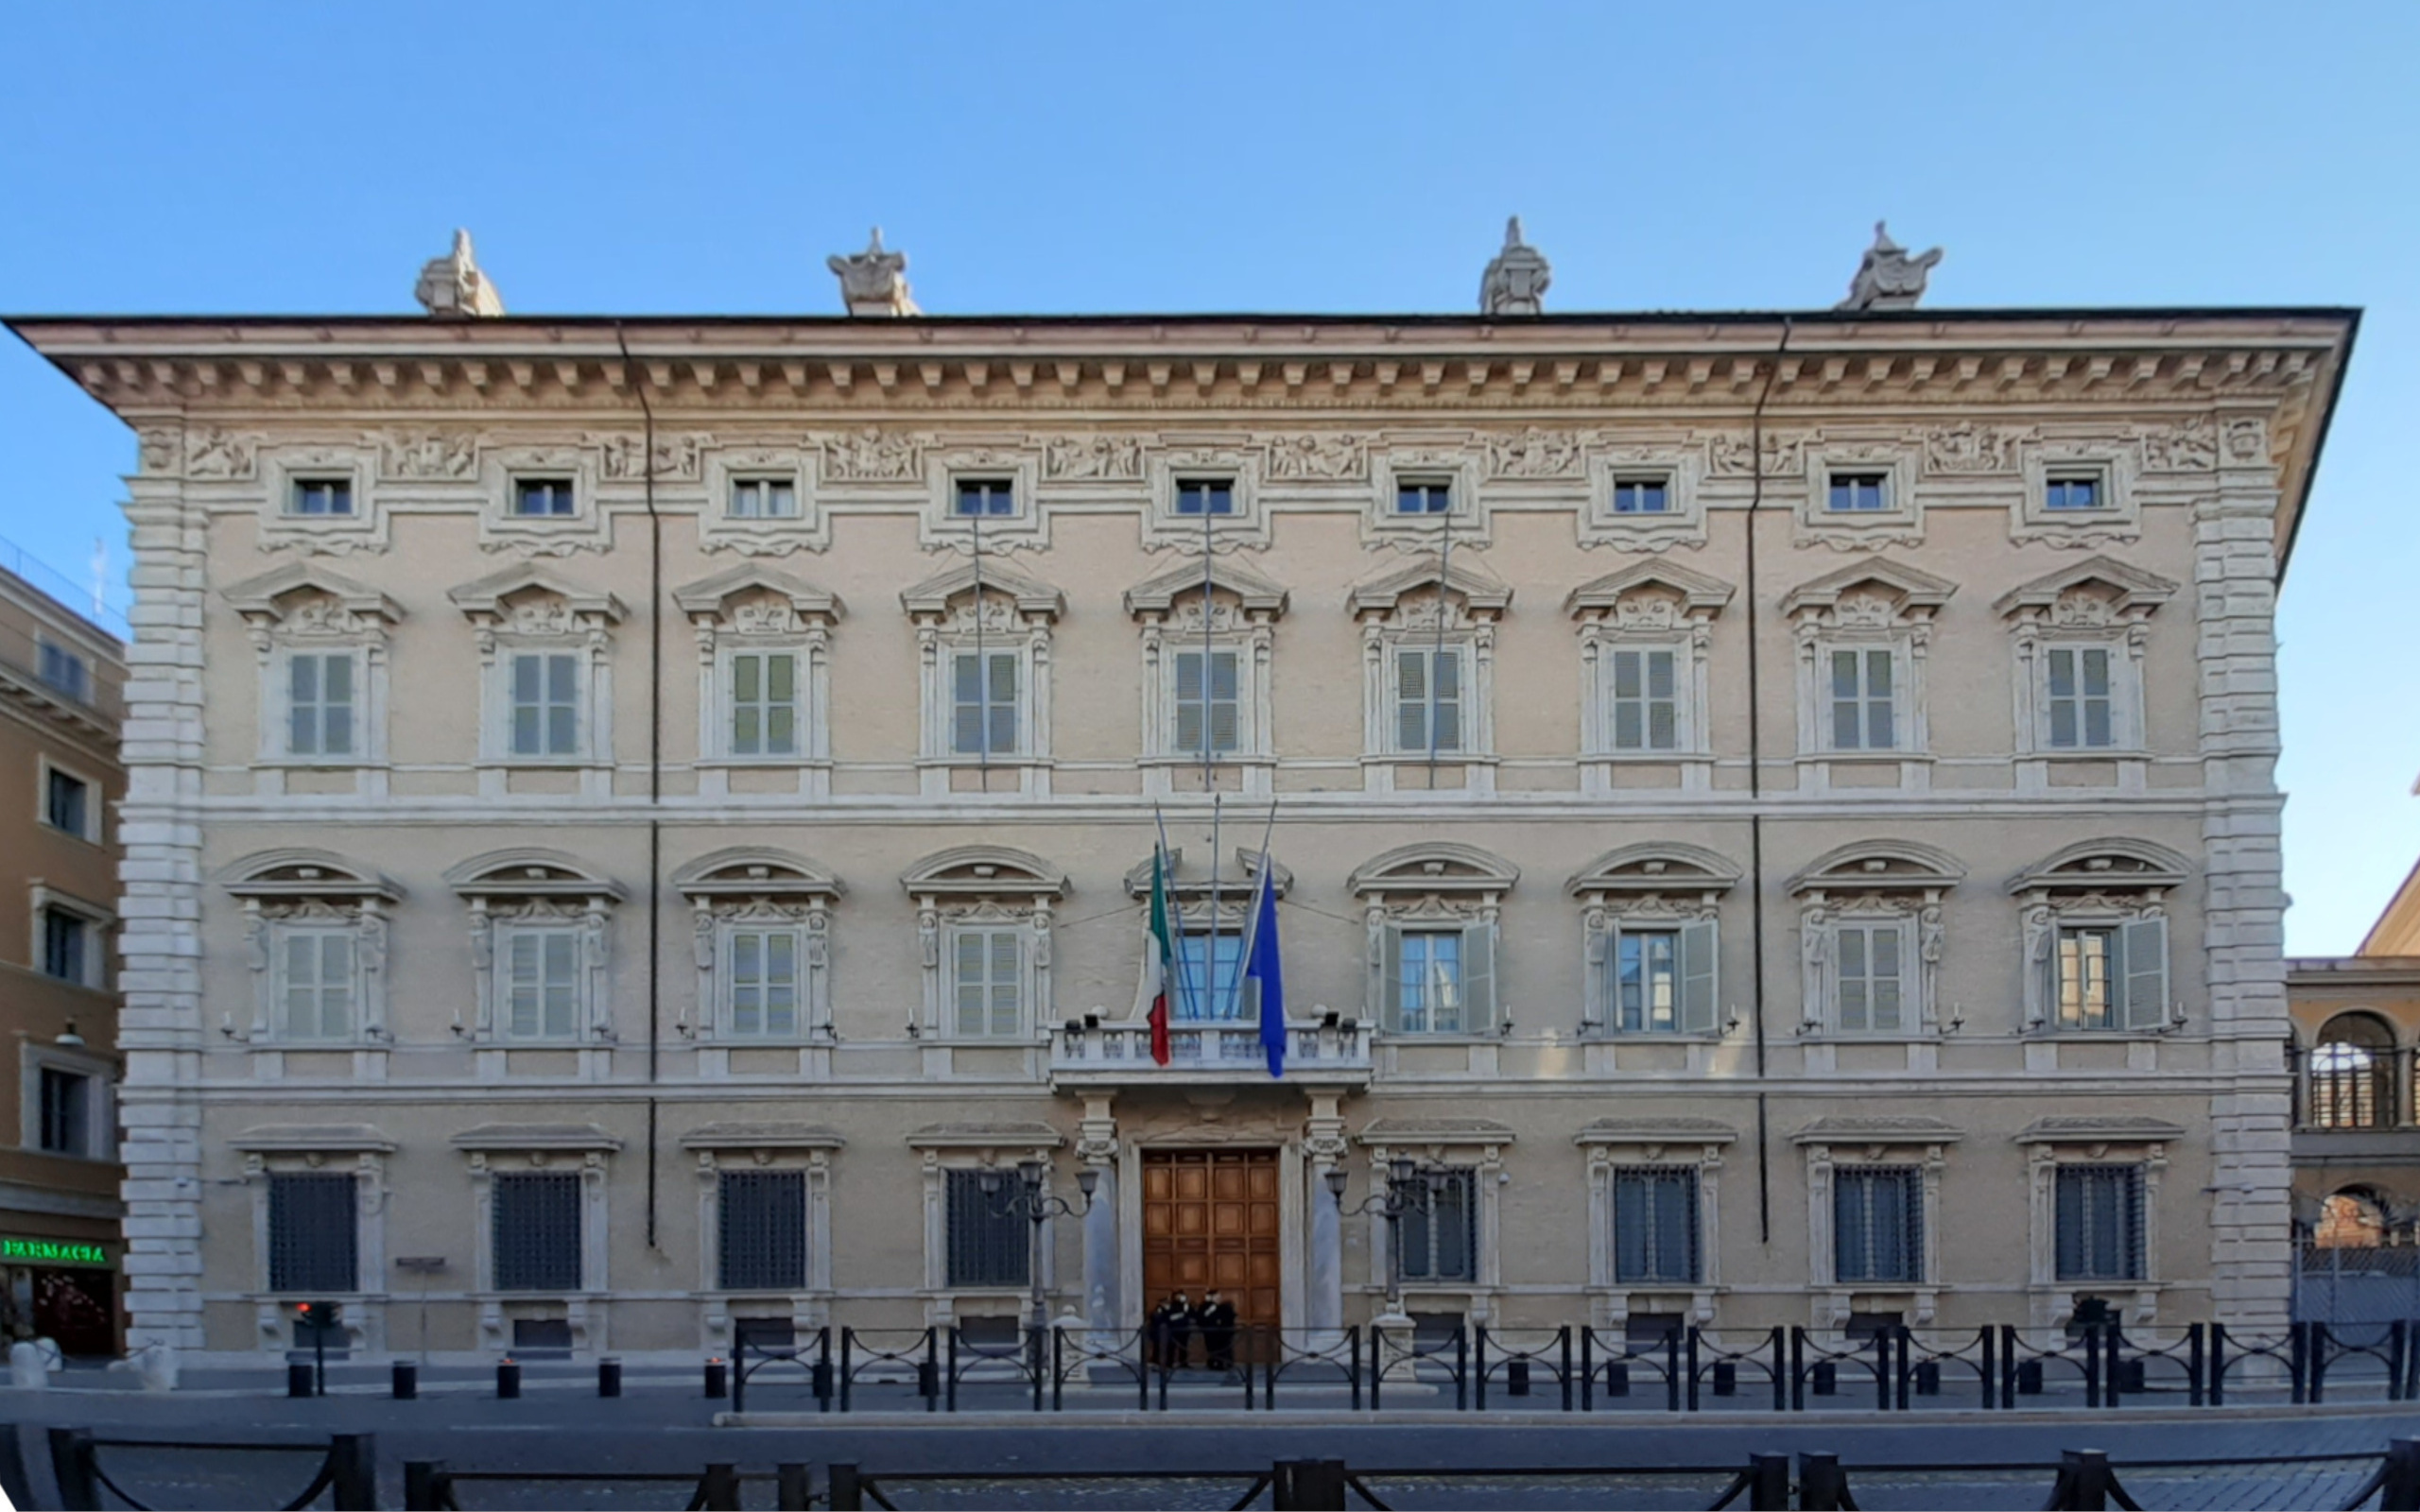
[1141,1149,1281,1362]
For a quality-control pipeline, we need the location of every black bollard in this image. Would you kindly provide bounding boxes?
[1748,1453,1790,1512]
[1508,1358,1531,1397]
[1799,1452,1849,1512]
[598,1356,622,1398]
[1602,1360,1630,1397]
[288,1360,316,1398]
[1811,1360,1837,1396]
[1914,1360,1942,1396]
[1713,1360,1738,1397]
[392,1359,418,1400]
[702,1355,728,1399]
[496,1356,521,1400]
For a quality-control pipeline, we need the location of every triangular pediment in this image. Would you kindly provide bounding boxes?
[1779,557,1957,618]
[222,562,403,624]
[1564,560,1736,618]
[899,558,1063,619]
[447,562,625,621]
[1992,556,2178,619]
[1347,556,1513,617]
[672,564,844,621]
[1123,558,1290,617]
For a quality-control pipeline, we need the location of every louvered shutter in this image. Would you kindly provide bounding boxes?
[2120,916,2168,1029]
[1679,918,1719,1034]
[1396,650,1426,751]
[1379,924,1405,1030]
[1432,650,1462,751]
[1174,651,1203,755]
[954,931,987,1035]
[1209,650,1240,753]
[1461,920,1496,1032]
[987,652,1019,754]
[952,654,983,754]
[990,928,1023,1036]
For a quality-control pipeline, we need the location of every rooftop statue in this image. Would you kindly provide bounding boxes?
[1478,216,1550,317]
[828,227,920,318]
[412,229,506,318]
[1836,221,1943,312]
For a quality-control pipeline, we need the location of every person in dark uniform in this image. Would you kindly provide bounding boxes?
[1151,1292,1195,1369]
[1196,1288,1239,1376]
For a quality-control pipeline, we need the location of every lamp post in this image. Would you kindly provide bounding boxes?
[1324,1158,1443,1320]
[981,1160,1098,1332]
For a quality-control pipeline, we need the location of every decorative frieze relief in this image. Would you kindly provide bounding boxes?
[379,431,477,480]
[821,428,926,483]
[597,432,705,481]
[186,425,259,479]
[1482,427,1583,479]
[1040,433,1145,481]
[1920,422,2022,474]
[1264,432,1368,481]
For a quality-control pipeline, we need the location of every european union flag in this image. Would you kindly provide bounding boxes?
[1245,862,1285,1077]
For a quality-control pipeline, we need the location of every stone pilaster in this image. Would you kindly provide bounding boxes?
[116,428,211,1354]
[2197,407,2295,1330]
[1076,1094,1119,1346]
[1304,1092,1347,1342]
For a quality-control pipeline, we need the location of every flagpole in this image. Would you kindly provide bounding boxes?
[1224,801,1282,1021]
[1151,804,1200,1023]
[1201,488,1219,1023]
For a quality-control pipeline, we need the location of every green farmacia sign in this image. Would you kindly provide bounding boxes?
[0,1238,109,1267]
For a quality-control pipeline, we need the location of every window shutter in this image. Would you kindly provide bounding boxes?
[1433,650,1462,751]
[320,935,354,1039]
[1461,920,1497,1031]
[1646,649,1678,750]
[509,932,541,1038]
[988,652,1020,755]
[283,933,317,1037]
[1871,924,1904,1032]
[954,932,986,1036]
[990,928,1023,1036]
[1379,924,1405,1030]
[321,655,354,755]
[1395,650,1426,751]
[2120,915,2169,1029]
[1679,919,1719,1034]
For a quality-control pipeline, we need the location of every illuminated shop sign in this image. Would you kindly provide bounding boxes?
[0,1238,111,1267]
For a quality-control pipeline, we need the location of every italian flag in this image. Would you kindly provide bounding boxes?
[1133,848,1175,1065]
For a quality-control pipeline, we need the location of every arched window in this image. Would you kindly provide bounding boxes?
[2309,1013,2399,1130]
[2314,1189,2389,1249]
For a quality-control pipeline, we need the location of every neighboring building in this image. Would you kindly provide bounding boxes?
[2290,863,2420,1260]
[6,231,2357,1365]
[0,550,125,1355]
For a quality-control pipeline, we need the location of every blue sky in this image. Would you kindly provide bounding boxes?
[2,2,2412,953]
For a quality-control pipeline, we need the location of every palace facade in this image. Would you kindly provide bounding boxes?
[8,235,2356,1363]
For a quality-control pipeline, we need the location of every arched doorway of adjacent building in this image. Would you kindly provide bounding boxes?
[2308,1012,2399,1128]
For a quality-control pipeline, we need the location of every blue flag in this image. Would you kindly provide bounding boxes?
[1245,862,1286,1077]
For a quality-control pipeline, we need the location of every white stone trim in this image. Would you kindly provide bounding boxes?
[477,442,609,556]
[1144,442,1271,553]
[915,1140,1061,1327]
[1582,443,1707,554]
[1578,1129,1729,1328]
[1356,1132,1508,1324]
[19,1039,116,1162]
[700,442,826,556]
[2022,1137,2169,1330]
[922,444,1046,553]
[1797,440,1923,552]
[240,1146,389,1352]
[466,1145,614,1352]
[28,884,112,991]
[677,566,841,798]
[1364,442,1487,550]
[256,443,386,556]
[692,1143,837,1349]
[2014,439,2143,550]
[1799,1133,1951,1332]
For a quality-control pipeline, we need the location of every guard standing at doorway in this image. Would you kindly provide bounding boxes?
[1197,1288,1238,1377]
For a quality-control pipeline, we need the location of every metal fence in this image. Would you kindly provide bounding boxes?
[710,1316,2411,1415]
[2303,1242,2420,1332]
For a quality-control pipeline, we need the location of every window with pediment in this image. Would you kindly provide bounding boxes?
[1995,558,2176,767]
[904,847,1066,1041]
[1125,558,1288,792]
[1781,559,1955,774]
[224,564,403,774]
[1566,562,1733,788]
[1349,844,1516,1036]
[1571,844,1740,1037]
[2016,1116,2178,1327]
[1789,842,1963,1038]
[1349,558,1510,793]
[2012,840,2187,1035]
[1580,1118,1735,1326]
[223,850,403,1045]
[447,850,626,1046]
[674,849,842,1045]
[1797,1116,1959,1326]
[674,565,843,794]
[448,566,627,783]
[901,559,1063,794]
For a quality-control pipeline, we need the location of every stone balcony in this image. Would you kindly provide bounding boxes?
[1048,1016,1374,1091]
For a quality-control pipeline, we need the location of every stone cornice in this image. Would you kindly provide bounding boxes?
[9,306,2358,571]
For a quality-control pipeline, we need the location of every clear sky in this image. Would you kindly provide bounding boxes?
[2,1,2412,954]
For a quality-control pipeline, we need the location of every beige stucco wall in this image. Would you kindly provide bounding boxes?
[13,306,2340,1362]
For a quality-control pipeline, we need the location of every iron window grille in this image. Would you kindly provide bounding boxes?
[1834,1165,1923,1284]
[1614,1166,1702,1285]
[718,1170,807,1292]
[2309,1015,2398,1128]
[268,1173,358,1294]
[2055,1164,2146,1282]
[1395,1169,1478,1282]
[944,1169,1029,1288]
[492,1172,583,1292]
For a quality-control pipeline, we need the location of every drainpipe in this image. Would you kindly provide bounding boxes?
[1744,318,1792,1246]
[614,325,666,1250]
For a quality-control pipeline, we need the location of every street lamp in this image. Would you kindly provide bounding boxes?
[982,1161,1098,1332]
[1324,1160,1443,1317]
